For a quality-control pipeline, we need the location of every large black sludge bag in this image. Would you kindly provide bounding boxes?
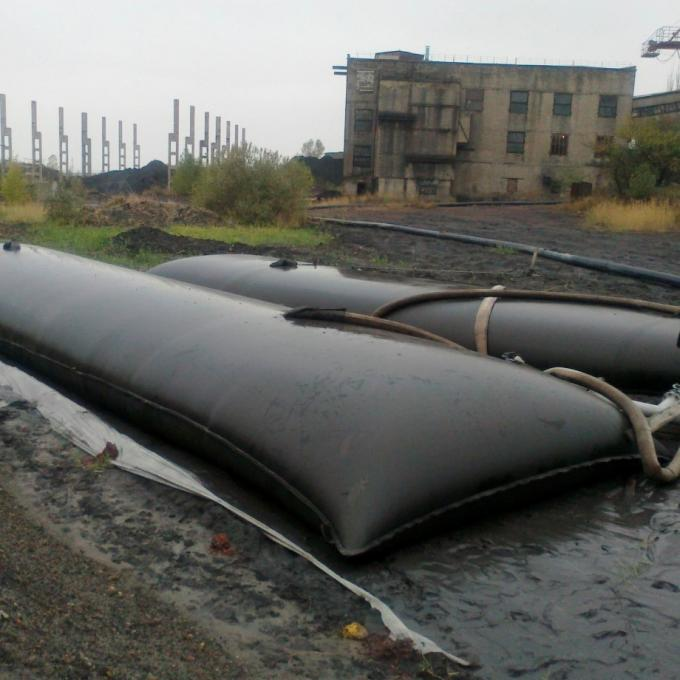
[0,246,638,555]
[150,253,680,392]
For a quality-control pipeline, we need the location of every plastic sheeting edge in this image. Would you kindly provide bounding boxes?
[0,359,469,667]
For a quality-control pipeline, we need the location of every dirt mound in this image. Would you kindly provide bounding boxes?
[81,197,220,228]
[112,227,297,259]
[172,204,221,224]
[82,160,168,195]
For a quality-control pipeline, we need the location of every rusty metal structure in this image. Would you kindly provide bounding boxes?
[642,25,680,58]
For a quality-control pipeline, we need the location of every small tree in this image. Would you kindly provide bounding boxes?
[193,145,313,225]
[170,153,204,198]
[627,163,657,200]
[45,178,86,224]
[606,118,680,197]
[1,163,31,204]
[300,139,325,158]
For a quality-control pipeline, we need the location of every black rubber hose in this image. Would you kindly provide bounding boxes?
[318,218,680,289]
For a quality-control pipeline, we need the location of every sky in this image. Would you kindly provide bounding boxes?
[1,0,679,170]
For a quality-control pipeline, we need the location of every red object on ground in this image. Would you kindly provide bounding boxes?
[210,533,234,556]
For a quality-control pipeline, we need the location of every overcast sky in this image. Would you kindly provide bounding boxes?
[1,0,678,170]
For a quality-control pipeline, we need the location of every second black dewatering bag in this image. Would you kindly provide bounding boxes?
[0,246,643,555]
[149,254,680,392]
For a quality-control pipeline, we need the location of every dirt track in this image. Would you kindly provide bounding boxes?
[308,204,679,305]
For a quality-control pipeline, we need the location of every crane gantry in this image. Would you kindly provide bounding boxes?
[642,25,680,58]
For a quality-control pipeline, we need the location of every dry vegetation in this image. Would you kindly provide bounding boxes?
[0,201,46,224]
[582,199,679,233]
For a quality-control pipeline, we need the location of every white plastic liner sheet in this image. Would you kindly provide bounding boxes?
[0,359,468,667]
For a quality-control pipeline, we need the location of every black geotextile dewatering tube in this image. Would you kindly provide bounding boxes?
[318,217,680,289]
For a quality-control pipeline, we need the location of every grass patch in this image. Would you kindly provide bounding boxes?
[0,202,46,225]
[585,200,679,232]
[16,224,168,269]
[167,224,331,247]
[2,221,330,271]
[23,224,124,253]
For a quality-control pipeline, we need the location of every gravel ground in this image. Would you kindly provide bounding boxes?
[0,397,462,680]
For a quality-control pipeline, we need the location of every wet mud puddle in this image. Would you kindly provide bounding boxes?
[367,479,680,678]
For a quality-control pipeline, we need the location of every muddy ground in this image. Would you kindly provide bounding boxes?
[1,204,678,679]
[112,204,679,305]
[0,395,454,680]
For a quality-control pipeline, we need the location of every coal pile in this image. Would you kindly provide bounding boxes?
[82,160,167,195]
[295,153,343,189]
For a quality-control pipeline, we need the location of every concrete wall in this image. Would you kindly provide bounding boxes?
[632,90,680,123]
[342,56,636,200]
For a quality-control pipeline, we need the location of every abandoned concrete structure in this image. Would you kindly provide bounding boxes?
[632,89,680,122]
[337,51,635,200]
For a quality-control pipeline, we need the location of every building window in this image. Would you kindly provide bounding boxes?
[598,95,618,118]
[354,109,374,133]
[633,101,680,117]
[509,90,529,114]
[553,93,572,116]
[594,135,613,159]
[465,88,484,112]
[506,131,526,154]
[352,144,372,172]
[550,133,569,156]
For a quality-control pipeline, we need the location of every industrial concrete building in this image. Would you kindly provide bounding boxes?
[335,51,636,200]
[632,89,680,122]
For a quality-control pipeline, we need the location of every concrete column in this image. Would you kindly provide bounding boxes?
[241,127,246,147]
[184,105,195,159]
[234,124,239,150]
[31,101,43,181]
[0,94,13,171]
[211,115,222,163]
[224,120,231,156]
[81,112,92,176]
[133,123,140,169]
[58,107,69,177]
[167,98,179,185]
[102,117,110,173]
[199,112,209,166]
[118,120,126,170]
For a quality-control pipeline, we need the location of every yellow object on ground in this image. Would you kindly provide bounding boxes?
[342,622,369,640]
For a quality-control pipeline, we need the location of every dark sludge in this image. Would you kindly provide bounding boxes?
[0,245,648,555]
[150,254,680,392]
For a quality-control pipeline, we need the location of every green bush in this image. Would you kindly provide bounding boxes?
[170,153,204,198]
[45,178,86,225]
[1,163,31,204]
[192,146,313,225]
[607,119,680,198]
[627,163,657,200]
